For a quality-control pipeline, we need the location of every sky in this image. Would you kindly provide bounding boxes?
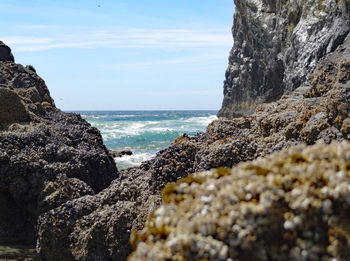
[1,0,234,110]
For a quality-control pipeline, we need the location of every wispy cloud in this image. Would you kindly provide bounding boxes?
[148,89,222,96]
[3,27,232,52]
[20,24,52,29]
[3,36,53,45]
[100,51,229,69]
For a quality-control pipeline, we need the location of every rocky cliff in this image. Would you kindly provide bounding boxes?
[218,0,350,118]
[0,43,118,244]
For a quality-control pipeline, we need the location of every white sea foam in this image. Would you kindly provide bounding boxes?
[114,153,154,170]
[148,127,175,132]
[100,121,184,141]
[183,115,217,125]
[83,112,217,167]
[98,115,217,141]
[100,122,146,140]
[84,115,107,120]
[114,115,136,118]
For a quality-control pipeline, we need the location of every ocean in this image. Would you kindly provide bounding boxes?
[77,111,218,170]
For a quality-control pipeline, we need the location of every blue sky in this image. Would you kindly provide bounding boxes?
[1,0,234,110]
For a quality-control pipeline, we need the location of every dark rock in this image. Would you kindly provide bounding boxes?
[0,61,55,116]
[37,168,154,261]
[218,0,350,118]
[109,149,133,158]
[0,44,118,244]
[0,41,14,62]
[0,88,30,124]
[38,174,95,214]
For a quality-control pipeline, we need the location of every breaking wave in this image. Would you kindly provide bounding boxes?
[78,111,217,170]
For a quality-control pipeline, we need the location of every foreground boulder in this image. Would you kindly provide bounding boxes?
[130,141,350,260]
[37,33,350,260]
[0,42,118,243]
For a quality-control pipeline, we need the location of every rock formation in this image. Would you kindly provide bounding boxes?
[2,0,350,260]
[129,141,350,260]
[218,0,350,117]
[0,41,14,62]
[37,32,350,260]
[0,43,118,243]
[109,149,133,158]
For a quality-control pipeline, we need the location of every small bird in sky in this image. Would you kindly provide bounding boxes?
[98,4,101,8]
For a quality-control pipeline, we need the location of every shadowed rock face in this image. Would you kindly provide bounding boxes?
[37,34,350,260]
[218,0,350,118]
[0,41,14,62]
[0,42,118,243]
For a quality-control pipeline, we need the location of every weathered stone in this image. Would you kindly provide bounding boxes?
[0,41,14,62]
[37,168,152,261]
[109,149,133,158]
[0,42,118,244]
[129,141,350,260]
[38,174,95,214]
[0,88,29,124]
[218,0,350,118]
[0,61,55,116]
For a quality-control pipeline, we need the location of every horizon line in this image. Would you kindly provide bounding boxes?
[65,109,219,112]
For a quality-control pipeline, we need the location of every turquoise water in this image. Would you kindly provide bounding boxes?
[77,111,217,169]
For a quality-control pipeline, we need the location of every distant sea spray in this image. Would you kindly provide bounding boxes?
[76,111,217,170]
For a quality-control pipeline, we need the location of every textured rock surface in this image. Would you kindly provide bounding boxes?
[38,34,350,260]
[37,168,156,261]
[129,141,350,260]
[0,41,14,62]
[218,0,350,118]
[0,42,118,243]
[109,149,133,158]
[0,88,30,124]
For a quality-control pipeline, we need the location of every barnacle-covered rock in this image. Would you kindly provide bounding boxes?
[129,141,350,260]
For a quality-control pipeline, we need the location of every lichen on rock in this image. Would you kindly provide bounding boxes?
[129,141,350,260]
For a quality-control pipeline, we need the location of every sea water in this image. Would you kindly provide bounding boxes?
[77,111,217,170]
